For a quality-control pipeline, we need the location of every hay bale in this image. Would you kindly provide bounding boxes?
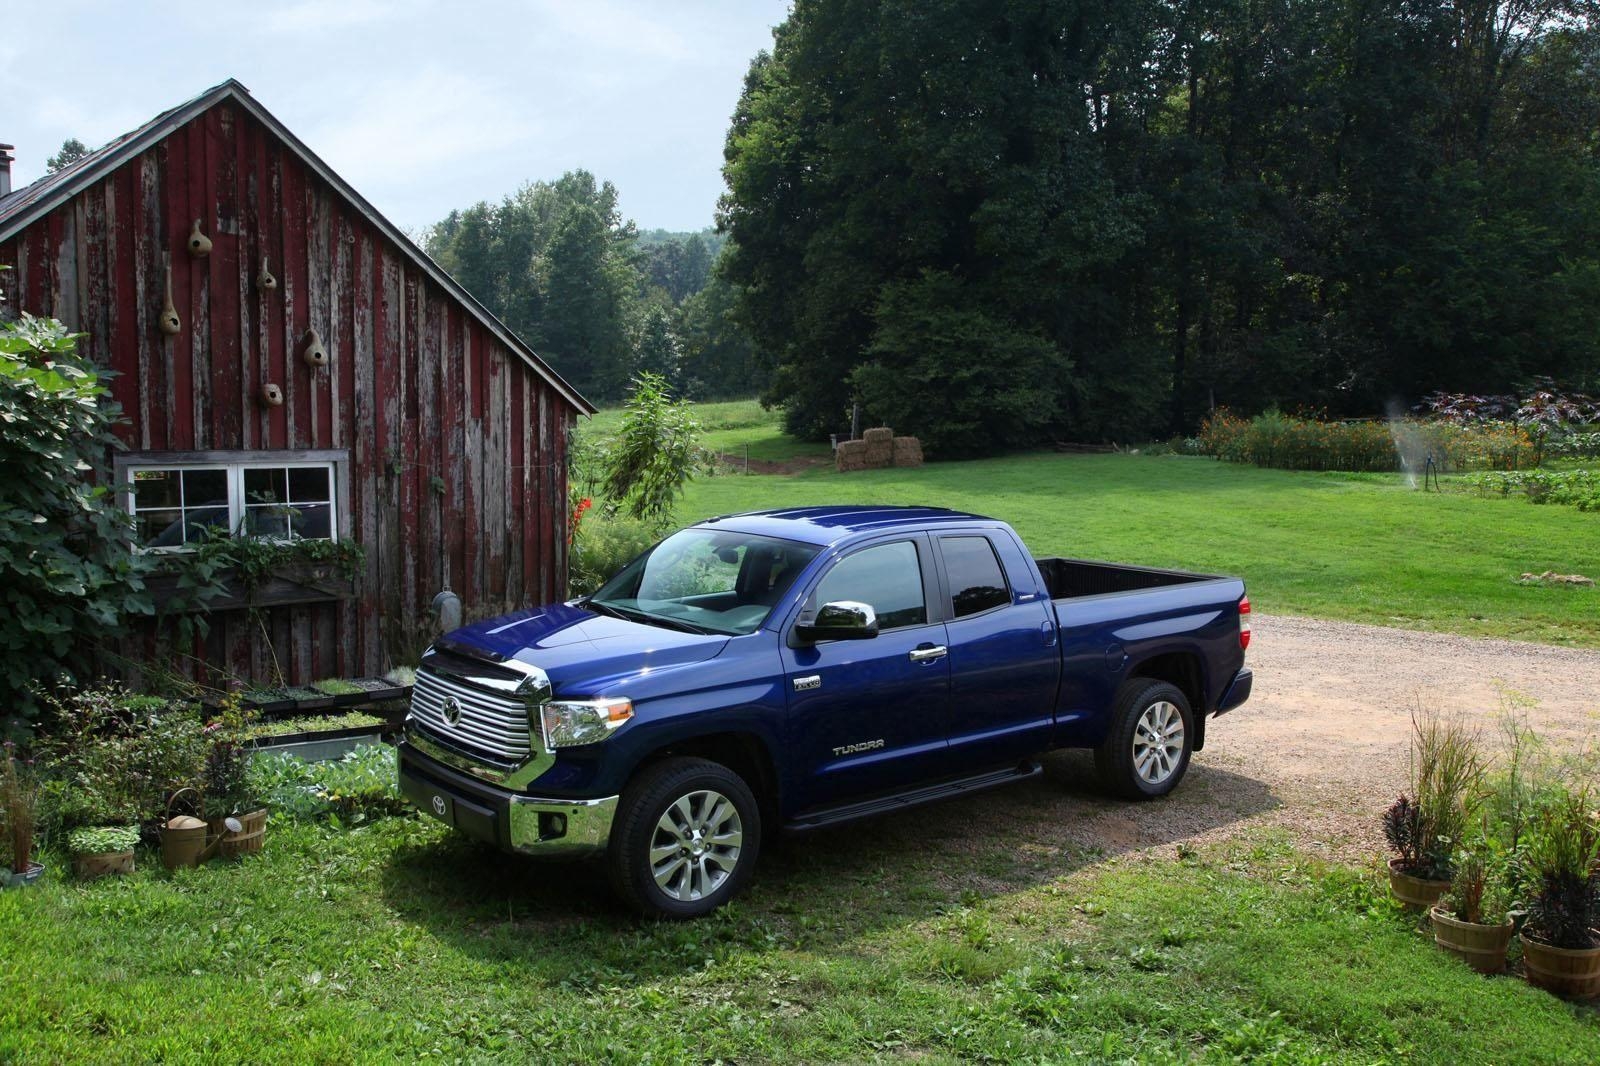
[835,440,869,472]
[891,436,924,467]
[862,426,894,446]
[863,440,894,467]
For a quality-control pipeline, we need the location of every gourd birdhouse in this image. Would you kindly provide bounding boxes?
[186,219,212,257]
[301,327,329,368]
[256,256,277,291]
[159,266,181,335]
[260,382,284,407]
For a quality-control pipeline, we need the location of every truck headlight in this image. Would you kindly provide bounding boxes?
[540,698,634,749]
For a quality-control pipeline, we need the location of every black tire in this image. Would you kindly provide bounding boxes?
[1094,679,1195,800]
[607,756,762,919]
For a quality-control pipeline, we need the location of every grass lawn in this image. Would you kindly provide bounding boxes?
[602,400,1600,647]
[4,805,1598,1064]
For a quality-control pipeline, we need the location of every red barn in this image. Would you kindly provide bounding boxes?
[0,80,593,689]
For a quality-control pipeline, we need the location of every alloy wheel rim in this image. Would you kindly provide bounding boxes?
[1132,701,1184,784]
[650,788,743,901]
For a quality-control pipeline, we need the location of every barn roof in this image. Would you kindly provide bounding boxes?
[0,79,596,415]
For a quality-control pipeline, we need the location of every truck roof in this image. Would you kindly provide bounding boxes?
[695,505,1000,547]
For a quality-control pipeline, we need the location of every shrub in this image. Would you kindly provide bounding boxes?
[66,824,139,855]
[601,372,703,525]
[33,685,207,830]
[247,745,408,825]
[1462,468,1600,511]
[1384,702,1485,881]
[1,744,40,874]
[1195,409,1535,472]
[0,315,155,732]
[568,512,659,597]
[1523,787,1600,950]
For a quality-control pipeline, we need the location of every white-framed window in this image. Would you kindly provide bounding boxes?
[116,451,346,551]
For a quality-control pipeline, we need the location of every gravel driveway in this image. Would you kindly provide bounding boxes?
[1129,613,1600,863]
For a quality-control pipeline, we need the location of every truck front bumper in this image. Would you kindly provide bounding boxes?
[398,740,617,856]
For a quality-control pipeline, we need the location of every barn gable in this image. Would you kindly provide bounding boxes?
[0,80,592,689]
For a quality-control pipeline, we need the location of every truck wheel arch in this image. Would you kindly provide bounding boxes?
[630,731,782,831]
[1124,651,1207,751]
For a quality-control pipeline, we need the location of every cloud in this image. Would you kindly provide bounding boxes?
[259,0,427,36]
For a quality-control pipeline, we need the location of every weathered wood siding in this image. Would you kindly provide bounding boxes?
[0,101,574,685]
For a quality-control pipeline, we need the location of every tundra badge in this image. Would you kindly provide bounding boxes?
[833,738,885,756]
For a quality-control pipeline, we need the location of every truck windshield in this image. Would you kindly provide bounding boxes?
[587,528,820,636]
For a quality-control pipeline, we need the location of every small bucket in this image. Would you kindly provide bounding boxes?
[161,788,209,870]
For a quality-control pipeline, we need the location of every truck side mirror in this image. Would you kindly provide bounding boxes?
[795,600,879,642]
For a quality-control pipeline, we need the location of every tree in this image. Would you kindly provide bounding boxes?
[632,306,682,386]
[541,203,635,402]
[45,138,88,173]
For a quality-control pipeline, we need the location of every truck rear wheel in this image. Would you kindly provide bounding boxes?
[1094,679,1194,800]
[607,757,762,919]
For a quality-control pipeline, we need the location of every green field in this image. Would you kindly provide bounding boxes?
[6,805,1600,1063]
[584,399,1600,647]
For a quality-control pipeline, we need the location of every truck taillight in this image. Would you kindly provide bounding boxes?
[1238,595,1251,651]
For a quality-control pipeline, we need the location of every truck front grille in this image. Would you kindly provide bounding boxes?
[410,666,533,764]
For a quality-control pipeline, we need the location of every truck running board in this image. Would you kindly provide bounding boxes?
[785,761,1042,832]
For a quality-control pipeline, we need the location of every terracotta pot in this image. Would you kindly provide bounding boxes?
[1521,934,1600,999]
[1387,858,1450,909]
[208,808,268,859]
[73,850,135,881]
[1430,907,1513,974]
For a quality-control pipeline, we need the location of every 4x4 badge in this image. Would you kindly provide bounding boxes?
[441,695,462,725]
[793,675,821,691]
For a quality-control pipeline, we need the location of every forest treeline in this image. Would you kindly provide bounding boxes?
[422,176,760,405]
[719,0,1600,455]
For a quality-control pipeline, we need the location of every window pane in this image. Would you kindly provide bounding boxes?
[182,469,228,508]
[244,503,291,539]
[942,537,1010,617]
[186,505,232,540]
[813,541,925,630]
[288,467,331,503]
[131,469,180,510]
[244,467,287,504]
[136,509,185,547]
[290,503,332,540]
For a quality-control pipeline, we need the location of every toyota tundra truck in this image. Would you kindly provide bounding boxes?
[399,505,1253,917]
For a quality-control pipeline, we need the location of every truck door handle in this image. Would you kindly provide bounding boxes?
[909,645,947,663]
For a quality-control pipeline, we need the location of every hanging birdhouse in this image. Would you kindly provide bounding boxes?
[300,327,329,368]
[186,219,213,257]
[159,266,181,335]
[256,256,277,291]
[260,382,284,407]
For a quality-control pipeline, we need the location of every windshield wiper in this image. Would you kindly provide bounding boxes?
[586,599,715,635]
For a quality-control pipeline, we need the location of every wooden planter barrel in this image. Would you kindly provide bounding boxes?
[1521,935,1600,999]
[74,850,135,880]
[208,808,268,859]
[1430,908,1513,974]
[1388,858,1450,909]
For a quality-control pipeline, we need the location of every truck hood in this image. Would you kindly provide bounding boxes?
[438,603,729,693]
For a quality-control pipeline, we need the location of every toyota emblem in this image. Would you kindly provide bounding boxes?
[431,795,447,817]
[441,695,462,725]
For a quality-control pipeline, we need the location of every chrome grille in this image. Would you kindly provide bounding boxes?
[410,666,532,763]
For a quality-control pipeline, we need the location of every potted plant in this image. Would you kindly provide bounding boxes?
[202,724,267,858]
[1,743,43,889]
[68,824,140,880]
[1383,706,1483,907]
[1430,845,1515,974]
[1519,787,1600,998]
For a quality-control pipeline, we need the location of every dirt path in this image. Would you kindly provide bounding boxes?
[1153,613,1600,863]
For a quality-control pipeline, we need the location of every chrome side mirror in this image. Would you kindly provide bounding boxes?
[795,600,879,642]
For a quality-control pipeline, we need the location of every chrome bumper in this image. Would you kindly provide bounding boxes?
[398,740,617,856]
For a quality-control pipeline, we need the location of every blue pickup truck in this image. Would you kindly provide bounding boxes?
[399,506,1252,917]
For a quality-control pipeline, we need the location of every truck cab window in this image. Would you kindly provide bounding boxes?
[811,540,926,630]
[941,536,1010,617]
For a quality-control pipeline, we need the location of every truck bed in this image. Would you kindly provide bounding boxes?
[1034,557,1215,600]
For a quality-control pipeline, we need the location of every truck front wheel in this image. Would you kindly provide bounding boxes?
[1095,679,1194,800]
[607,757,762,919]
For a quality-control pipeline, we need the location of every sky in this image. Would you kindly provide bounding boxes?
[2,0,791,233]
